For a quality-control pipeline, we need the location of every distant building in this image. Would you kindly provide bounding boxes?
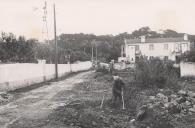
[120,34,192,63]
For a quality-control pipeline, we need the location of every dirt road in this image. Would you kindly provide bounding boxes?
[0,71,93,128]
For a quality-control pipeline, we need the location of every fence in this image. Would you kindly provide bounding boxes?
[180,62,195,77]
[0,61,92,91]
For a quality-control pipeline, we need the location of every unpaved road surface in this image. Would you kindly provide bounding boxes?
[0,71,93,128]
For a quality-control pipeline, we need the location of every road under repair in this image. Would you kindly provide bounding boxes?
[0,71,93,128]
[1,70,195,128]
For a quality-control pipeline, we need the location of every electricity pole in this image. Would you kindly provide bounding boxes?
[96,43,97,61]
[91,44,94,62]
[54,4,58,79]
[84,47,86,53]
[91,40,96,62]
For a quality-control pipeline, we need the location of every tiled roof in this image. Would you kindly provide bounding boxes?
[125,37,188,44]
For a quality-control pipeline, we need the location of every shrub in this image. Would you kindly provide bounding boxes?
[135,57,179,88]
[180,50,195,62]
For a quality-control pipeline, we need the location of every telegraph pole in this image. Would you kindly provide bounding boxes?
[54,4,58,79]
[91,40,96,62]
[84,47,86,53]
[91,44,94,62]
[95,42,97,62]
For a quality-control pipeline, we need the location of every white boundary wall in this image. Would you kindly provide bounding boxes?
[180,62,195,77]
[0,61,92,91]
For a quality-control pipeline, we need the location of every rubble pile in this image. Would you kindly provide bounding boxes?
[0,92,12,104]
[133,90,195,128]
[148,89,195,115]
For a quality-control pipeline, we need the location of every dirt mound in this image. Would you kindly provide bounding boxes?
[0,92,13,105]
[46,72,195,128]
[48,100,133,128]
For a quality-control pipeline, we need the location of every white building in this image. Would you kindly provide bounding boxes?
[120,34,191,63]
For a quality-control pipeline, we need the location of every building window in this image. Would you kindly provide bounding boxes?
[164,56,168,61]
[135,56,139,61]
[175,43,180,52]
[181,43,188,53]
[135,45,139,51]
[149,44,154,51]
[164,44,168,50]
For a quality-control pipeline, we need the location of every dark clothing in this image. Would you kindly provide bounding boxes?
[112,79,125,94]
[112,79,125,105]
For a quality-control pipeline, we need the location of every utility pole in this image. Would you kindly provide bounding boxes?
[54,4,58,79]
[96,43,97,61]
[91,40,96,62]
[69,54,72,72]
[67,49,72,72]
[91,44,94,62]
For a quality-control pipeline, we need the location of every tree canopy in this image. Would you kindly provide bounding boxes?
[0,27,194,63]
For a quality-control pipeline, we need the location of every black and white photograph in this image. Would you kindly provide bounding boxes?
[0,0,195,128]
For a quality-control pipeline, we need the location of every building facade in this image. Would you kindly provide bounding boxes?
[120,34,191,63]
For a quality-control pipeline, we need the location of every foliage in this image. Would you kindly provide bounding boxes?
[0,33,37,63]
[0,27,193,63]
[180,49,195,62]
[57,33,124,62]
[135,57,180,88]
[70,51,91,62]
[132,26,161,38]
[131,26,185,38]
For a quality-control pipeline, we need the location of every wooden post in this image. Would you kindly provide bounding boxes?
[54,4,58,79]
[91,44,93,62]
[122,88,125,109]
[100,94,105,109]
[96,44,97,61]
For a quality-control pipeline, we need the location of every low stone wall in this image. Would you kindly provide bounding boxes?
[0,61,92,92]
[180,62,195,77]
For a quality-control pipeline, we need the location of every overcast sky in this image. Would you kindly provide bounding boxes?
[0,0,195,41]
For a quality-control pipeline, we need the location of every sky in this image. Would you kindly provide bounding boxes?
[0,0,195,41]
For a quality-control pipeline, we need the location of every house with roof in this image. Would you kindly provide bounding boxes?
[119,34,191,63]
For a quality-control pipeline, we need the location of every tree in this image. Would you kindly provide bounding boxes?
[0,27,194,64]
[132,26,151,38]
[181,49,195,62]
[162,29,182,37]
[132,26,161,38]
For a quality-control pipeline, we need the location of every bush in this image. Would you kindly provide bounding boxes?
[135,57,179,88]
[180,50,195,62]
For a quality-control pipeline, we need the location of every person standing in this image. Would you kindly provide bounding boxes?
[112,75,125,107]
